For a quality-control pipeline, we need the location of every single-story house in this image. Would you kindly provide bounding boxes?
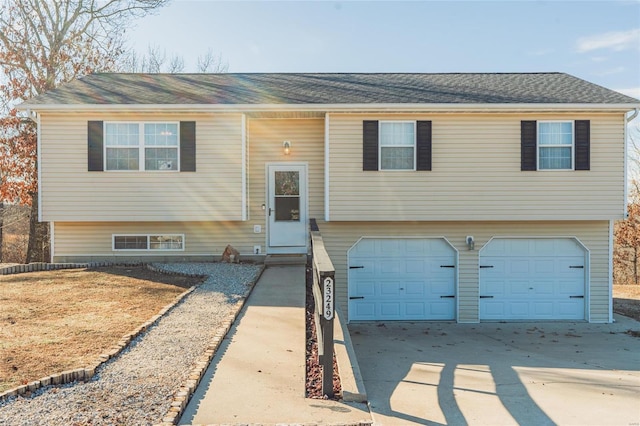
[19,72,640,323]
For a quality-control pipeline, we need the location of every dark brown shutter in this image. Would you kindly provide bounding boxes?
[363,120,379,171]
[88,121,104,171]
[416,121,432,171]
[521,120,537,171]
[575,120,590,171]
[180,121,196,172]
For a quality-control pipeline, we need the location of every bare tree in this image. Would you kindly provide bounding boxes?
[197,48,229,73]
[121,45,226,73]
[0,0,169,262]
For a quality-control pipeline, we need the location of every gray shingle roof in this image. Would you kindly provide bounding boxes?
[21,72,639,107]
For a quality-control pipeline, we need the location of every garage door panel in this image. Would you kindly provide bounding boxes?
[510,281,530,295]
[484,280,505,294]
[405,281,426,295]
[380,303,401,318]
[482,301,506,317]
[536,281,554,294]
[507,302,529,316]
[559,301,583,317]
[380,260,401,274]
[485,259,506,273]
[405,303,425,317]
[430,279,454,295]
[349,238,456,321]
[355,280,376,296]
[353,303,376,320]
[380,281,402,296]
[405,259,425,273]
[533,302,554,317]
[534,259,555,274]
[509,259,531,274]
[431,301,455,317]
[559,280,583,295]
[480,238,586,321]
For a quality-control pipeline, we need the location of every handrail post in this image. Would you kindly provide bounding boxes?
[319,269,335,397]
[310,218,336,398]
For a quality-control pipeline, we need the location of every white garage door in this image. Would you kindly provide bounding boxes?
[348,238,456,321]
[479,238,587,321]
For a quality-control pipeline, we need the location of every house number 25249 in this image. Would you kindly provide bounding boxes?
[323,277,334,320]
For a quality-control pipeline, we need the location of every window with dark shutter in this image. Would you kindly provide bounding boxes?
[521,121,537,171]
[574,120,590,171]
[180,121,196,172]
[363,120,379,171]
[416,121,432,171]
[88,121,104,171]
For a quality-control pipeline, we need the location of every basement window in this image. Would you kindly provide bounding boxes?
[113,234,184,251]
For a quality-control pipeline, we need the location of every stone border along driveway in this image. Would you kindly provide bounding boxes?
[0,261,264,425]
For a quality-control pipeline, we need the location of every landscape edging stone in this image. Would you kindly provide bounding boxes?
[0,262,202,402]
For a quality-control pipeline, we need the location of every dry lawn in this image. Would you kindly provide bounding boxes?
[613,284,640,322]
[0,266,203,393]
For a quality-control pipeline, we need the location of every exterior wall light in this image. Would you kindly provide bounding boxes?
[283,140,291,155]
[466,236,475,250]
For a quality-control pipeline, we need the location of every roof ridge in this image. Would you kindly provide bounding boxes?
[88,71,567,76]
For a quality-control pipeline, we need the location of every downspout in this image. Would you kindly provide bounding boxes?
[625,108,640,219]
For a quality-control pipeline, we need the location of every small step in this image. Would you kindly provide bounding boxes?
[264,254,308,265]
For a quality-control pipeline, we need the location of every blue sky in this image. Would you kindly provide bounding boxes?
[129,0,640,99]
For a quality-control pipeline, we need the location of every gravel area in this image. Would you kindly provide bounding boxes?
[0,262,263,426]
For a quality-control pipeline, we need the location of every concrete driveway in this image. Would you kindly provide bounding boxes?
[349,315,640,425]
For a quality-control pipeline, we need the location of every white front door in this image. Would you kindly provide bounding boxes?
[267,164,307,253]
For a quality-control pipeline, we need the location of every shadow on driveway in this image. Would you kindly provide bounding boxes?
[349,315,640,425]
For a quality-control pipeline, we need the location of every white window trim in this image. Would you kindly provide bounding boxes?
[378,120,417,171]
[112,234,185,251]
[104,121,181,172]
[537,120,574,171]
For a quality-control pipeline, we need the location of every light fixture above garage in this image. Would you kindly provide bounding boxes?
[466,236,475,250]
[283,140,291,155]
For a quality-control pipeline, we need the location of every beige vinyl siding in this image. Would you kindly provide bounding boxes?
[53,221,258,259]
[52,117,326,258]
[40,113,244,222]
[328,113,625,221]
[52,218,610,323]
[317,220,610,323]
[246,118,325,248]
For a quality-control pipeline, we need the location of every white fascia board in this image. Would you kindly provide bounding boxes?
[17,102,640,113]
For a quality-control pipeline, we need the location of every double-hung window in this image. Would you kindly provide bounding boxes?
[379,121,416,171]
[538,121,574,170]
[104,122,179,171]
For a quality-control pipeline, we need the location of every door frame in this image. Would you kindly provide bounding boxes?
[265,162,309,254]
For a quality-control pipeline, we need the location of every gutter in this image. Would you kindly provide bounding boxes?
[16,102,640,114]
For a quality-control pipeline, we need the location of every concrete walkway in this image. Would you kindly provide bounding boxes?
[180,265,371,425]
